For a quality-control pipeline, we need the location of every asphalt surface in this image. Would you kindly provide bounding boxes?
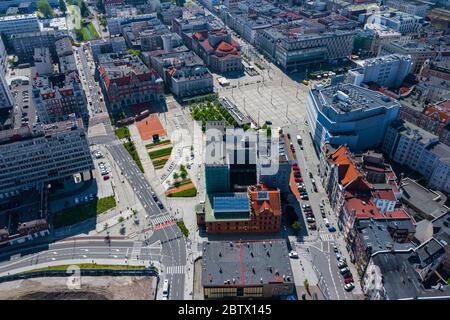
[0,239,161,275]
[76,42,187,300]
[0,42,187,300]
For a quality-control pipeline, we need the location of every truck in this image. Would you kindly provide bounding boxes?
[296,135,302,144]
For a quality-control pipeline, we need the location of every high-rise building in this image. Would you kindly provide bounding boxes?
[0,14,40,36]
[0,38,13,112]
[382,120,450,193]
[306,84,401,152]
[0,118,94,196]
[348,54,412,89]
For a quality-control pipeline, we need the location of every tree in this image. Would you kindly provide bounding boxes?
[291,221,301,232]
[180,170,187,179]
[118,216,125,223]
[173,172,179,180]
[79,0,89,17]
[38,0,54,18]
[59,0,67,14]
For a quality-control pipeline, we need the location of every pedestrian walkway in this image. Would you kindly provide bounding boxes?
[166,265,186,274]
[320,233,334,242]
[130,241,142,260]
[152,214,176,226]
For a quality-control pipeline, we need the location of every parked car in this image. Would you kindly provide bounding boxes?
[333,245,339,253]
[338,261,347,269]
[289,251,298,259]
[344,276,353,284]
[340,267,350,275]
[344,283,354,292]
[103,175,110,181]
[324,218,330,227]
[295,178,303,183]
[308,223,317,230]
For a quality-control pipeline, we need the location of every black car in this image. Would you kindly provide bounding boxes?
[265,120,272,125]
[157,202,164,209]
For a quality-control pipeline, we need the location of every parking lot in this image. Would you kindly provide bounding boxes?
[7,67,37,129]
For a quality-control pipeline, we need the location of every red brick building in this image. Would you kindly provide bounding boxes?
[203,184,282,234]
[97,53,164,116]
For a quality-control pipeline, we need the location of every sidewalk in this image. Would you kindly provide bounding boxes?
[128,124,167,197]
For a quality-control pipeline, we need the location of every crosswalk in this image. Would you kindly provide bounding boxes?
[130,241,142,260]
[320,233,334,242]
[166,265,186,274]
[152,214,177,230]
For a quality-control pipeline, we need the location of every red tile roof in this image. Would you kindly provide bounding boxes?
[344,192,410,220]
[372,189,396,201]
[249,184,281,217]
[423,100,450,124]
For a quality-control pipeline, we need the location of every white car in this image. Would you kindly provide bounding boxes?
[344,283,354,292]
[289,251,298,259]
[324,218,330,227]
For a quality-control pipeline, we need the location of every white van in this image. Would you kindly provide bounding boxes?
[162,279,170,299]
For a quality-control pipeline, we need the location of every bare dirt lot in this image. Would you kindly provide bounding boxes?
[0,276,157,300]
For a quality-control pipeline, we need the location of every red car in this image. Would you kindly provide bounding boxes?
[295,178,303,182]
[292,162,298,167]
[103,175,110,181]
[293,167,300,172]
[344,276,353,284]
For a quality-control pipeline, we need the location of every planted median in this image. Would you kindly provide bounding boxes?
[124,140,144,173]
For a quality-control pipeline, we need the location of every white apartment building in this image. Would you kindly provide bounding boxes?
[373,11,424,35]
[0,14,40,36]
[274,30,354,71]
[0,38,13,111]
[348,54,412,89]
[385,0,430,18]
[170,66,214,99]
[0,118,94,196]
[383,120,450,193]
[33,47,52,76]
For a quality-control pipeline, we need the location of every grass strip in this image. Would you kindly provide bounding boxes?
[149,147,173,159]
[167,187,197,198]
[176,220,189,237]
[124,141,144,173]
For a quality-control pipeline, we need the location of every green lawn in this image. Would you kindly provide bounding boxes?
[153,158,168,169]
[167,186,197,198]
[124,141,144,173]
[145,140,170,148]
[87,22,100,39]
[115,127,130,139]
[176,220,189,237]
[149,147,173,159]
[80,27,90,41]
[53,196,116,229]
